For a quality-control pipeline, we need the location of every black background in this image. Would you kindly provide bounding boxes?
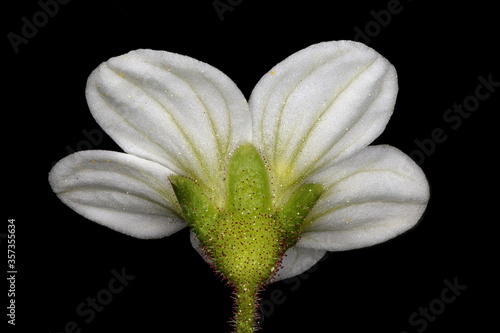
[4,0,499,332]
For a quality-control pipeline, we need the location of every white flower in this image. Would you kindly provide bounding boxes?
[49,40,429,283]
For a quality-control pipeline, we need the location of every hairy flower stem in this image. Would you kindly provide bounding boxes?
[233,283,260,333]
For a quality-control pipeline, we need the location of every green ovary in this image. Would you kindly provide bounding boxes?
[170,143,323,332]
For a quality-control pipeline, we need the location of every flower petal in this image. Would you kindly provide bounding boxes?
[298,145,429,251]
[249,41,397,191]
[189,231,326,283]
[86,49,251,200]
[49,150,186,239]
[271,246,327,283]
[190,231,213,264]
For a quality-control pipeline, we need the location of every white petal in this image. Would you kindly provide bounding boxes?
[270,246,326,283]
[190,231,326,283]
[298,145,429,251]
[86,49,251,200]
[49,150,186,239]
[190,231,213,264]
[249,41,397,190]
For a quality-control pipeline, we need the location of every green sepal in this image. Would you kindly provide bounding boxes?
[215,143,279,285]
[169,175,219,243]
[226,143,272,215]
[277,183,324,248]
